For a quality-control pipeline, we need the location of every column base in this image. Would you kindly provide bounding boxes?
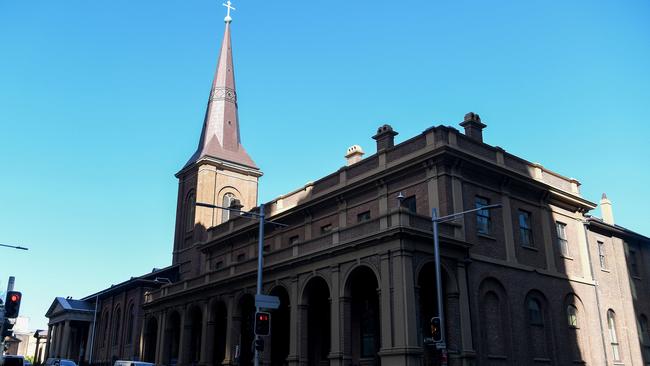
[378,347,423,366]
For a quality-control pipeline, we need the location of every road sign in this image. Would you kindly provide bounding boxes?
[436,342,447,350]
[255,294,280,309]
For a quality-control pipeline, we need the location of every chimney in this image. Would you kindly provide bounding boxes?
[372,124,398,151]
[459,112,487,142]
[600,193,615,225]
[345,145,365,166]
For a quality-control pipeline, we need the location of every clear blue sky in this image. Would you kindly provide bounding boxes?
[0,0,648,330]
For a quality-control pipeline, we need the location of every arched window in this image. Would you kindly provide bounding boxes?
[102,311,110,346]
[221,193,236,223]
[567,305,578,328]
[186,191,196,232]
[113,308,122,346]
[607,310,620,361]
[528,298,543,325]
[126,303,135,344]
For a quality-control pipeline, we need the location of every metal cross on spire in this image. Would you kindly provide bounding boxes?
[223,0,235,22]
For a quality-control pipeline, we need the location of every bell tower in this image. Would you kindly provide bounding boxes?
[173,4,262,271]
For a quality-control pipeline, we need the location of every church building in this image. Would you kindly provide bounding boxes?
[44,5,650,366]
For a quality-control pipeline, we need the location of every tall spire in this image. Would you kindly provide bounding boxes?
[184,2,257,170]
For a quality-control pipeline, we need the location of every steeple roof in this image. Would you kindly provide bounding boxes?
[184,18,257,170]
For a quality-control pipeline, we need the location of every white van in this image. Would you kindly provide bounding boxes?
[113,361,155,366]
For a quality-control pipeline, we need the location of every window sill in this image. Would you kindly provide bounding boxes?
[522,245,538,252]
[560,255,574,261]
[632,275,643,281]
[600,268,611,273]
[478,233,497,241]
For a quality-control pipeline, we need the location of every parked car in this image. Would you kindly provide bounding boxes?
[43,359,76,366]
[22,360,32,366]
[114,361,155,366]
[2,356,24,366]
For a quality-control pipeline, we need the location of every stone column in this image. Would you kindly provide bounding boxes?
[223,296,237,366]
[328,266,343,366]
[379,252,393,349]
[540,206,557,272]
[457,262,475,362]
[155,311,167,366]
[199,302,211,366]
[340,297,352,366]
[55,323,63,357]
[287,277,300,366]
[451,167,465,240]
[61,320,72,359]
[178,307,189,366]
[501,193,517,263]
[44,325,52,360]
[426,164,440,214]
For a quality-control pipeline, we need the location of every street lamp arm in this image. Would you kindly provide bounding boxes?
[435,203,502,222]
[0,243,28,250]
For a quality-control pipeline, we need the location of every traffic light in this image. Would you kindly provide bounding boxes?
[254,311,271,336]
[254,337,264,352]
[5,291,22,318]
[430,316,442,342]
[2,318,15,338]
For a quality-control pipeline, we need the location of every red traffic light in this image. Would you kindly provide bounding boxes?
[254,311,271,336]
[258,313,269,321]
[4,291,22,318]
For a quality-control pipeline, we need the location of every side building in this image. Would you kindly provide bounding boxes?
[44,12,649,366]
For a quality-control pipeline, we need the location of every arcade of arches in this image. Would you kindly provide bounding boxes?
[142,260,462,366]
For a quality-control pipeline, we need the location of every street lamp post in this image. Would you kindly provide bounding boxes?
[431,203,501,354]
[196,201,286,366]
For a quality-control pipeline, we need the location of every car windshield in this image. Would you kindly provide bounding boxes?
[60,361,75,366]
[3,358,24,366]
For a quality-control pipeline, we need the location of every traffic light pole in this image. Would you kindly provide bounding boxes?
[431,204,501,354]
[254,203,265,366]
[196,201,287,365]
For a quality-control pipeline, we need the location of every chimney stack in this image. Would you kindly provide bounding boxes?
[345,145,365,166]
[372,124,398,151]
[459,112,487,142]
[600,193,615,225]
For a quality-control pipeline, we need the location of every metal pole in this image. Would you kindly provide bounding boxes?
[254,203,265,366]
[431,209,446,348]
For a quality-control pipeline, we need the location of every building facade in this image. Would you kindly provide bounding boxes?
[45,11,649,366]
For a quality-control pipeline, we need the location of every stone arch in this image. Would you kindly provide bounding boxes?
[477,277,512,364]
[414,258,459,295]
[524,290,555,364]
[342,263,380,298]
[344,265,380,365]
[269,285,291,366]
[112,305,122,347]
[124,301,135,345]
[143,315,158,363]
[416,260,460,363]
[299,273,331,302]
[300,276,331,365]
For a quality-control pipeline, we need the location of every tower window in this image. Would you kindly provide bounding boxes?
[222,192,236,223]
[567,305,578,328]
[185,191,196,232]
[402,195,417,213]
